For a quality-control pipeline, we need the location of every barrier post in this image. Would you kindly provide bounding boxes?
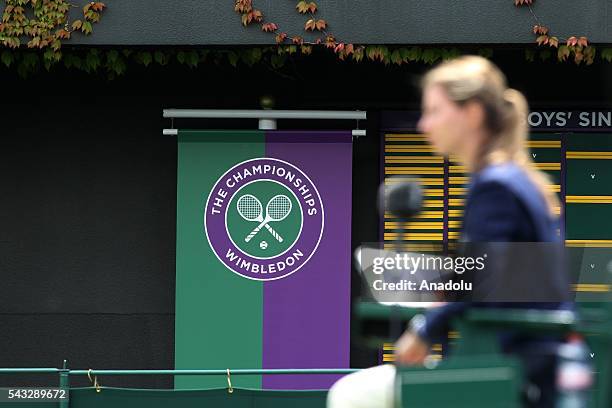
[58,360,69,408]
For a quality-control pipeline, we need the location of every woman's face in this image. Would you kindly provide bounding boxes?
[417,85,472,157]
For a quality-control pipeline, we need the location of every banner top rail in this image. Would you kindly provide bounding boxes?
[163,109,367,120]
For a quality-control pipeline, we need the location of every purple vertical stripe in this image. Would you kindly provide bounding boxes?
[262,130,353,390]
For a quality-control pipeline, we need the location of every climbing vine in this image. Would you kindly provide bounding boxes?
[0,0,611,77]
[234,0,609,66]
[0,0,105,67]
[514,0,596,65]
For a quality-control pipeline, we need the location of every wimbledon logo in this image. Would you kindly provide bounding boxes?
[204,158,324,281]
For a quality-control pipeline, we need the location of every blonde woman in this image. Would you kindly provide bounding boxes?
[328,56,570,408]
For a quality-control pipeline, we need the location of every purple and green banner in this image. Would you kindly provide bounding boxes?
[175,130,352,390]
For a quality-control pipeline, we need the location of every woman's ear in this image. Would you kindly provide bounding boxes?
[463,100,486,132]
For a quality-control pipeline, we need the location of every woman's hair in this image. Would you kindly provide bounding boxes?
[421,55,560,217]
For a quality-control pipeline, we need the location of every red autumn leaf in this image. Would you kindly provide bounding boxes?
[334,43,345,53]
[533,25,549,35]
[251,10,263,22]
[275,32,287,44]
[91,2,106,12]
[315,19,327,30]
[55,28,70,39]
[515,0,533,5]
[234,0,253,13]
[292,36,304,45]
[567,36,578,46]
[262,22,278,32]
[345,43,354,55]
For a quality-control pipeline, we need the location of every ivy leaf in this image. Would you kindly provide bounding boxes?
[91,2,106,12]
[407,47,422,61]
[390,49,403,65]
[423,48,444,64]
[296,1,309,13]
[536,35,549,46]
[300,44,313,55]
[85,49,101,72]
[296,1,317,13]
[567,36,578,46]
[261,23,278,32]
[525,48,536,62]
[275,32,287,44]
[106,49,119,64]
[583,46,596,65]
[81,21,93,35]
[154,51,168,66]
[176,51,186,65]
[106,52,126,76]
[353,46,364,62]
[577,36,588,47]
[185,50,199,68]
[239,48,262,66]
[601,48,612,62]
[441,48,461,60]
[72,20,82,30]
[533,25,548,35]
[63,53,82,69]
[574,51,584,65]
[270,53,286,69]
[227,51,239,67]
[304,19,316,31]
[548,36,559,48]
[557,45,570,61]
[51,39,61,52]
[1,50,13,67]
[539,48,551,61]
[136,51,152,67]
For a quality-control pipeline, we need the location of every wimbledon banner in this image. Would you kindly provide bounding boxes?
[175,130,352,390]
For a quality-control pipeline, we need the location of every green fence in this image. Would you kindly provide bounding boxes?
[0,367,357,408]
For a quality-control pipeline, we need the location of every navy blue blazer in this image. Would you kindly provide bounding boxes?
[415,162,570,350]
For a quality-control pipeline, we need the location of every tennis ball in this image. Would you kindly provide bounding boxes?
[260,241,268,250]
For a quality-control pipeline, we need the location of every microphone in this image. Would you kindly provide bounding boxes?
[379,177,423,219]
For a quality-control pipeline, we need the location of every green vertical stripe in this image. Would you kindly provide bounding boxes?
[175,130,265,389]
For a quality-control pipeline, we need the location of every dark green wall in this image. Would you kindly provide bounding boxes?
[50,1,612,45]
[0,50,611,387]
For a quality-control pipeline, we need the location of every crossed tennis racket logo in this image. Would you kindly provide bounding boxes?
[237,194,293,243]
